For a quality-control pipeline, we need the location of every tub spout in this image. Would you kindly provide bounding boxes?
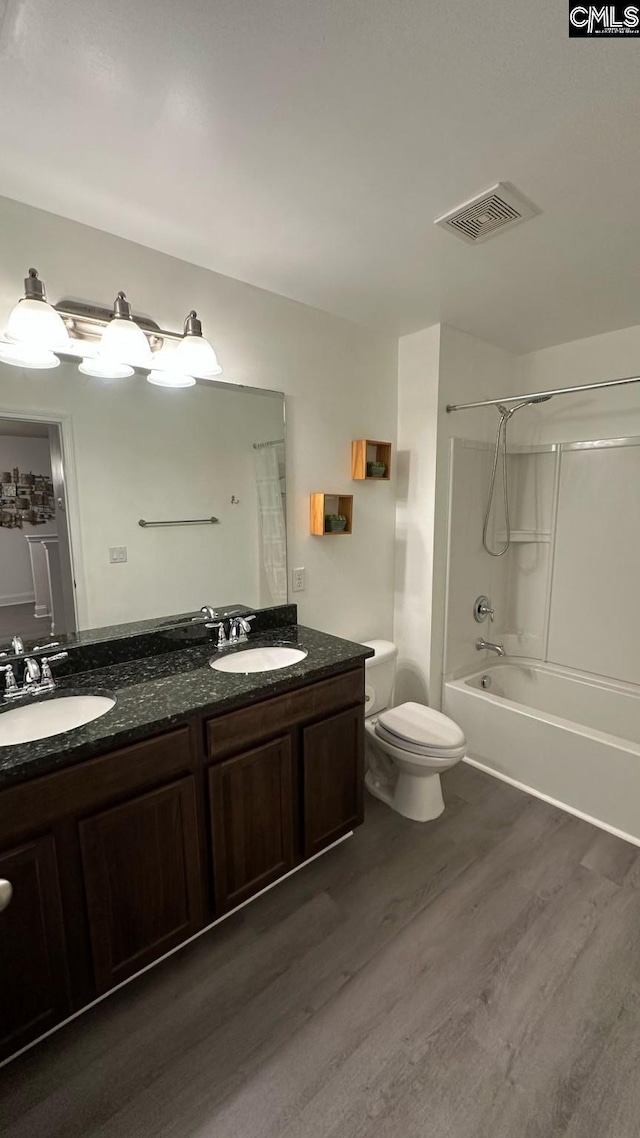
[476,637,506,658]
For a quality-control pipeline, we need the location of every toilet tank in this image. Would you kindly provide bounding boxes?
[362,640,398,716]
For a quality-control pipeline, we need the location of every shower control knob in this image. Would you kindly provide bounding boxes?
[473,595,495,623]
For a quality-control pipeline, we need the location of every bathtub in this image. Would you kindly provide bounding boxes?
[443,659,640,844]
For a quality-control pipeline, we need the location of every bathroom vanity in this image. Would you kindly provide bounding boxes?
[0,607,372,1063]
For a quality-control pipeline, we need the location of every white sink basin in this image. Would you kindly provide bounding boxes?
[0,694,116,746]
[210,646,308,674]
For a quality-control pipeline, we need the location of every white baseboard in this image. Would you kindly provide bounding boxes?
[0,592,35,608]
[463,755,640,848]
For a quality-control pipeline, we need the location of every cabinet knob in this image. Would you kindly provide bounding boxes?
[0,880,12,911]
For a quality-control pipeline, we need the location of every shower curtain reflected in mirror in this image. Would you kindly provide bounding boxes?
[253,443,287,606]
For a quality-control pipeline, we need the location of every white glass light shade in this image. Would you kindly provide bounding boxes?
[78,359,134,379]
[5,298,70,351]
[147,369,196,388]
[174,333,222,379]
[146,347,196,388]
[98,316,153,369]
[0,340,61,370]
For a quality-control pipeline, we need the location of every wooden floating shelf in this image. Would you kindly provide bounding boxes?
[310,493,353,536]
[351,439,392,481]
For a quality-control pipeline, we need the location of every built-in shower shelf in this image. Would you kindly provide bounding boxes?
[495,529,551,543]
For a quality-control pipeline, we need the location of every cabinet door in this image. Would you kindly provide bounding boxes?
[209,736,295,913]
[302,705,364,858]
[0,835,69,1059]
[79,777,203,994]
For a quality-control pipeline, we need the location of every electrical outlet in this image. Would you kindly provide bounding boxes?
[292,567,305,593]
[109,546,128,564]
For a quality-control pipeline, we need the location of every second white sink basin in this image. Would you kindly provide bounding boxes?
[210,646,308,674]
[0,694,116,746]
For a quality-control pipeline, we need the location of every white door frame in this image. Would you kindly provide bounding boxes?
[0,406,88,632]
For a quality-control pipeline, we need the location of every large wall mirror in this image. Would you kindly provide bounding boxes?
[0,360,287,643]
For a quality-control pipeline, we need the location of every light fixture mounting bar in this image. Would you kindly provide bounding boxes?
[54,299,183,350]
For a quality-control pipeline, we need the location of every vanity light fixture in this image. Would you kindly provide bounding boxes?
[0,268,70,369]
[0,271,223,385]
[79,291,151,379]
[173,311,222,379]
[146,353,197,388]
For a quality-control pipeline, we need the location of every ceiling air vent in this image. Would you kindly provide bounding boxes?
[435,182,539,245]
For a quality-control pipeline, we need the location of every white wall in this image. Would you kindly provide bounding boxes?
[393,325,440,704]
[433,326,515,701]
[0,194,398,640]
[394,323,516,706]
[0,435,55,605]
[512,322,640,445]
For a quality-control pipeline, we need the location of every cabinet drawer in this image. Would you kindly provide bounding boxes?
[207,668,364,760]
[0,727,193,846]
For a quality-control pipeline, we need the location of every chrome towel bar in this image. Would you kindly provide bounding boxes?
[138,516,220,528]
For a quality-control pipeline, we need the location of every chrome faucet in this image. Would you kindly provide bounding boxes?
[476,637,506,658]
[1,651,69,701]
[229,615,256,644]
[11,636,24,656]
[23,657,41,687]
[191,605,220,626]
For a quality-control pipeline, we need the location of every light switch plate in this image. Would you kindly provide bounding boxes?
[109,546,128,564]
[292,567,305,592]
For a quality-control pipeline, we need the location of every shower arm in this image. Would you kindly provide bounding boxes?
[445,372,640,413]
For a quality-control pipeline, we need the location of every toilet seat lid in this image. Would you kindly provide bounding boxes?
[377,702,466,751]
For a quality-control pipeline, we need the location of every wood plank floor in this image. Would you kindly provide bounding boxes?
[3,763,640,1137]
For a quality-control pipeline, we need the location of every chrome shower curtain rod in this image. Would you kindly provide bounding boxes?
[445,372,640,412]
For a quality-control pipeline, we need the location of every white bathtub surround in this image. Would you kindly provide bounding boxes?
[444,659,640,843]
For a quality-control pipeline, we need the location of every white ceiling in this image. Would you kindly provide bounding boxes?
[1,0,640,353]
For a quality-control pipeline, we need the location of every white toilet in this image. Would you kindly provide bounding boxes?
[362,640,467,822]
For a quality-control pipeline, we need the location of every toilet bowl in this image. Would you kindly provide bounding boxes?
[362,640,466,822]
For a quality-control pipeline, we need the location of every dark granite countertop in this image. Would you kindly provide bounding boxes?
[0,625,374,790]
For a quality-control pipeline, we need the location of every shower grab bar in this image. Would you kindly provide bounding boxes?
[138,516,220,528]
[446,372,640,412]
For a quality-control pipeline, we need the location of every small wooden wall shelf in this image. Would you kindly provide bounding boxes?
[310,493,353,536]
[351,439,392,481]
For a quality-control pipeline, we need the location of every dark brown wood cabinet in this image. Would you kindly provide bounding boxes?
[302,704,364,857]
[79,776,203,993]
[0,664,365,1062]
[209,736,295,912]
[0,835,69,1059]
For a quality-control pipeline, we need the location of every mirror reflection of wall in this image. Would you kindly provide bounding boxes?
[0,360,287,642]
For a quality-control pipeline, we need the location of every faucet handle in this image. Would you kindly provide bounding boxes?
[33,641,60,652]
[40,652,69,688]
[206,622,228,650]
[473,596,495,623]
[0,664,18,699]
